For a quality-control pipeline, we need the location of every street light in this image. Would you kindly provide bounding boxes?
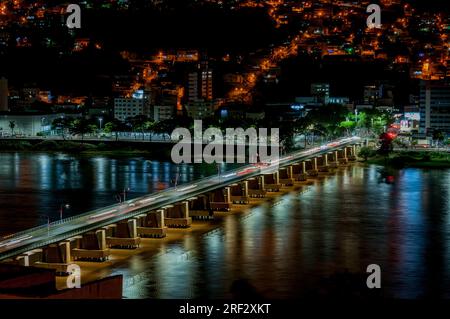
[117,187,131,203]
[98,117,103,130]
[60,203,70,221]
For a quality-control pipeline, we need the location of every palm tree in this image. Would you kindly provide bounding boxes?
[9,121,15,136]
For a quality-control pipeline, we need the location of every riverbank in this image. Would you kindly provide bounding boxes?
[0,140,174,159]
[365,150,450,168]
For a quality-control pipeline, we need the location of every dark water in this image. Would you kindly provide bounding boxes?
[1,153,450,298]
[0,152,223,236]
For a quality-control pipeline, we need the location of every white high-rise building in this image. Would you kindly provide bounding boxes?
[114,98,146,121]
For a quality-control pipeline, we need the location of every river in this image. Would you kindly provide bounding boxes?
[0,152,449,298]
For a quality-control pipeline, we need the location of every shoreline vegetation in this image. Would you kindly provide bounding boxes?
[0,140,173,158]
[359,147,450,169]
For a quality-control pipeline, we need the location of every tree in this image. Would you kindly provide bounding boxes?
[9,121,15,136]
[69,118,95,141]
[144,120,156,141]
[154,119,177,140]
[128,115,148,140]
[339,119,356,135]
[52,117,73,140]
[104,119,126,141]
[358,146,375,161]
[432,130,445,146]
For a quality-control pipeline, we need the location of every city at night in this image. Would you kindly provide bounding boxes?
[0,0,449,314]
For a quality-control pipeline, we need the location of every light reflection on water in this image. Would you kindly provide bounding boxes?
[1,152,450,298]
[113,165,450,299]
[0,152,219,235]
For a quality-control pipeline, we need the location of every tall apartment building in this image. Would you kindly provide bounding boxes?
[419,80,450,137]
[187,61,213,103]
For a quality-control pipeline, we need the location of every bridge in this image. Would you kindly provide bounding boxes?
[0,137,361,272]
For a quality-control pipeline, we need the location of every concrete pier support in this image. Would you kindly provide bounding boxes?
[210,187,232,211]
[106,219,141,249]
[279,166,295,186]
[347,146,357,161]
[14,249,43,268]
[263,172,281,192]
[188,195,213,220]
[338,148,348,164]
[136,210,167,238]
[306,159,319,177]
[164,201,192,228]
[230,182,250,204]
[247,176,267,197]
[328,151,339,168]
[292,162,308,181]
[317,154,330,172]
[30,242,73,275]
[72,230,110,262]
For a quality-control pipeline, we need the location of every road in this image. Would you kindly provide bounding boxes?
[0,136,360,261]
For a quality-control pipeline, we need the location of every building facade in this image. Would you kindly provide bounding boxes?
[0,113,63,136]
[187,61,213,103]
[419,80,450,137]
[114,97,149,121]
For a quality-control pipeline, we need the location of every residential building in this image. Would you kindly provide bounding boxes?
[114,91,151,121]
[153,105,175,122]
[187,61,213,103]
[419,80,450,137]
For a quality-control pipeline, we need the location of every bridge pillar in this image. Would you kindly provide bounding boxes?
[263,172,281,192]
[28,242,73,275]
[188,195,213,220]
[230,182,250,204]
[71,229,110,262]
[318,154,330,172]
[338,148,348,164]
[279,166,295,186]
[292,162,308,181]
[328,151,339,168]
[210,187,232,211]
[247,176,266,198]
[306,159,319,177]
[137,209,167,238]
[14,249,43,267]
[164,201,192,228]
[106,219,141,249]
[347,146,357,161]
